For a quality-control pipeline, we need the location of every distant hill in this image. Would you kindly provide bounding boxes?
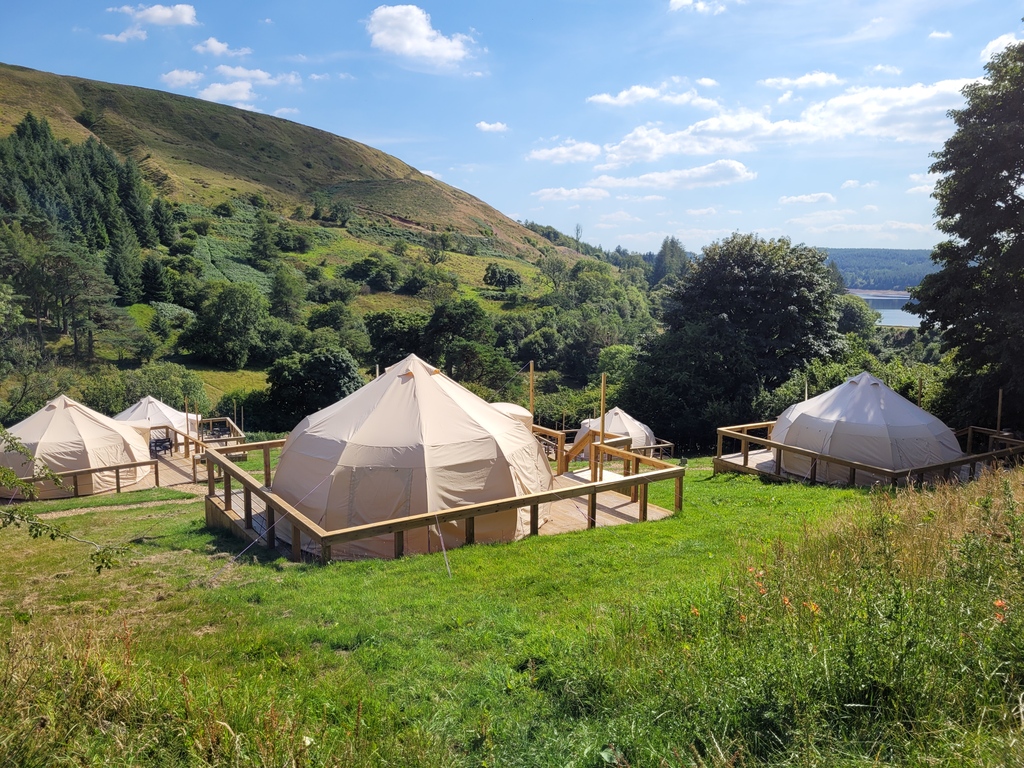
[0,62,543,260]
[822,247,935,291]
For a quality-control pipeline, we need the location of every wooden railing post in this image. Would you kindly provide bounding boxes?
[848,466,856,486]
[263,446,272,487]
[73,474,80,497]
[224,473,232,511]
[154,461,160,488]
[774,447,782,476]
[266,504,276,547]
[716,431,723,459]
[630,457,639,503]
[207,460,215,497]
[394,530,404,559]
[292,522,301,561]
[742,437,750,467]
[638,482,648,522]
[530,503,539,535]
[808,458,817,484]
[674,475,683,512]
[244,487,252,529]
[321,544,332,563]
[557,432,566,475]
[115,467,122,493]
[588,491,597,529]
[465,516,475,545]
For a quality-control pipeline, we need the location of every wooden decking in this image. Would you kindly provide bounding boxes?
[714,449,777,478]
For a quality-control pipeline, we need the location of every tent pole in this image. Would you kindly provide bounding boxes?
[529,360,535,415]
[599,373,607,481]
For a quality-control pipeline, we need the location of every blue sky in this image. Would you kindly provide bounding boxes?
[2,1,1023,254]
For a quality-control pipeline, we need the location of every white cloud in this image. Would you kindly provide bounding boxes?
[863,205,879,212]
[421,169,443,179]
[214,66,300,86]
[273,107,299,116]
[160,68,203,88]
[696,77,718,87]
[366,5,473,66]
[842,179,877,189]
[587,80,718,109]
[476,120,508,133]
[837,16,893,43]
[906,172,939,194]
[779,192,836,204]
[686,207,717,215]
[785,209,856,227]
[198,81,257,103]
[870,64,902,75]
[617,194,667,201]
[669,0,727,15]
[102,26,146,42]
[590,159,756,190]
[109,3,198,25]
[982,33,1021,62]
[532,187,610,201]
[527,139,602,163]
[929,31,952,40]
[194,37,252,56]
[598,210,642,227]
[760,71,843,89]
[599,123,753,168]
[777,91,793,104]
[309,73,330,81]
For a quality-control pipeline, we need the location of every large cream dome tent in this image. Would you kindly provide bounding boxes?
[490,402,534,431]
[572,407,656,457]
[114,395,199,436]
[271,354,554,559]
[0,395,151,499]
[771,372,963,484]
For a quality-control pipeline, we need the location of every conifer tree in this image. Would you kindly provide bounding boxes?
[141,254,172,303]
[105,220,143,305]
[150,198,176,247]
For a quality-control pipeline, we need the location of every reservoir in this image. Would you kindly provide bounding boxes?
[849,290,919,328]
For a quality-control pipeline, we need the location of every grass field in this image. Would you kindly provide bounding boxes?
[2,466,1022,766]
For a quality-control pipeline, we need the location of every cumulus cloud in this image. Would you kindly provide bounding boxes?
[779,192,836,204]
[760,71,843,89]
[696,77,718,87]
[670,0,727,15]
[104,3,197,41]
[841,179,877,189]
[421,169,443,179]
[590,159,756,190]
[274,107,299,116]
[599,123,754,168]
[309,73,330,81]
[906,172,939,194]
[870,64,902,75]
[160,69,203,88]
[929,31,952,39]
[215,65,300,86]
[617,194,667,201]
[527,139,602,163]
[687,207,717,215]
[587,79,718,109]
[596,211,642,228]
[777,91,794,104]
[982,33,1021,62]
[476,121,508,132]
[367,5,473,66]
[532,187,610,201]
[198,81,257,104]
[194,37,252,56]
[102,27,147,42]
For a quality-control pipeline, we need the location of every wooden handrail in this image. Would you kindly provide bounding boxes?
[9,459,160,497]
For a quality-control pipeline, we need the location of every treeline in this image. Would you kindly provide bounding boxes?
[822,247,935,290]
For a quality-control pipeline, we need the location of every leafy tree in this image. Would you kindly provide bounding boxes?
[307,278,357,305]
[141,255,172,303]
[422,299,495,364]
[179,282,269,369]
[836,293,879,340]
[248,213,279,268]
[306,302,370,360]
[265,347,364,430]
[537,253,568,291]
[269,265,306,322]
[483,262,523,291]
[365,310,428,366]
[649,236,689,287]
[212,201,234,218]
[911,40,1024,427]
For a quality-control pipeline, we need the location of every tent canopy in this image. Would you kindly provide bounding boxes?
[490,402,534,431]
[115,395,199,436]
[272,354,553,558]
[772,371,963,483]
[573,407,656,455]
[0,395,150,498]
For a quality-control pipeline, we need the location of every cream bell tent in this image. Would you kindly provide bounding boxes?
[0,395,151,499]
[271,354,554,559]
[771,372,963,484]
[572,407,656,458]
[115,395,199,437]
[491,402,534,431]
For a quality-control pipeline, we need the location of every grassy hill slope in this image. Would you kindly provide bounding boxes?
[0,62,542,260]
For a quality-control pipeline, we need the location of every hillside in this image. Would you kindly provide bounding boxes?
[822,247,935,290]
[0,62,542,260]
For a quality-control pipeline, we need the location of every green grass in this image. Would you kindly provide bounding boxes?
[192,366,268,404]
[2,470,1022,766]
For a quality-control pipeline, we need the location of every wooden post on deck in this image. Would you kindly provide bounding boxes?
[266,504,276,547]
[263,446,272,488]
[557,431,566,475]
[465,516,475,545]
[115,468,121,493]
[394,530,404,559]
[207,460,215,497]
[321,544,332,563]
[587,491,597,529]
[674,475,683,512]
[598,373,607,482]
[716,431,724,459]
[223,474,232,511]
[530,503,539,536]
[154,461,160,488]
[292,522,301,561]
[638,482,648,522]
[73,474,80,497]
[244,487,252,529]
[848,466,856,486]
[630,457,640,503]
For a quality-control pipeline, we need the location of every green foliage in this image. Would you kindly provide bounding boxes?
[483,261,523,291]
[247,212,279,269]
[649,235,690,287]
[265,346,364,430]
[836,292,880,339]
[179,281,270,369]
[365,309,428,367]
[912,40,1024,429]
[345,250,404,291]
[212,201,235,218]
[268,264,306,322]
[824,247,935,290]
[140,254,171,303]
[79,361,211,415]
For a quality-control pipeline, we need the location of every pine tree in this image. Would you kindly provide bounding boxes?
[118,159,158,247]
[105,220,143,305]
[150,198,176,247]
[141,254,172,303]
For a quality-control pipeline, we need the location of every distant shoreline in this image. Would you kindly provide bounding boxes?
[849,288,912,299]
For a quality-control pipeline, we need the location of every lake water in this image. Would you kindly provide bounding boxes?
[850,290,919,328]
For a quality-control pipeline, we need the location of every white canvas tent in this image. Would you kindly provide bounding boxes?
[491,402,534,431]
[572,407,656,458]
[0,395,151,499]
[272,354,554,559]
[115,395,199,437]
[771,372,963,484]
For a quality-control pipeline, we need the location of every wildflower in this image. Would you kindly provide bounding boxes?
[758,588,767,596]
[802,601,820,614]
[993,599,1008,610]
[748,566,755,573]
[782,596,792,609]
[690,606,700,617]
[739,614,747,623]
[995,613,1006,623]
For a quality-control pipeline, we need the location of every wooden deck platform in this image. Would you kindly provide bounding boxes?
[713,449,778,478]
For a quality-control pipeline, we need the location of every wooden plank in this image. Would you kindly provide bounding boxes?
[809,458,817,484]
[154,461,160,488]
[73,474,79,497]
[321,544,332,563]
[848,466,856,486]
[674,476,683,512]
[207,460,215,497]
[263,446,272,487]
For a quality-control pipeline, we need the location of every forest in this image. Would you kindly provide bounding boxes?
[0,108,1008,452]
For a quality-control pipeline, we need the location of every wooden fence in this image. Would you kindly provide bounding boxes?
[202,438,686,562]
[9,459,160,498]
[714,422,1024,486]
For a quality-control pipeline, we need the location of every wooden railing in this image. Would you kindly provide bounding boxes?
[9,459,160,498]
[715,421,1024,486]
[202,441,686,562]
[531,424,568,473]
[589,440,686,513]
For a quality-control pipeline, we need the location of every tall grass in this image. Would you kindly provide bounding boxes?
[1,470,1022,765]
